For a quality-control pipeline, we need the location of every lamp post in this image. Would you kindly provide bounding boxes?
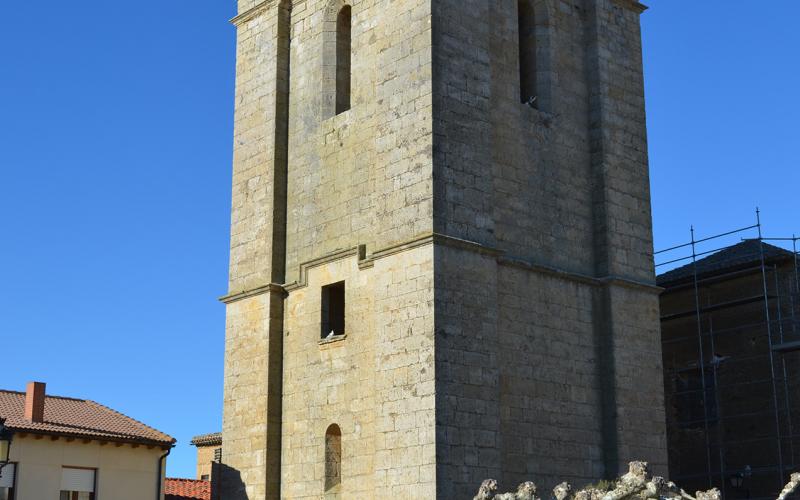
[0,418,13,476]
[730,466,752,499]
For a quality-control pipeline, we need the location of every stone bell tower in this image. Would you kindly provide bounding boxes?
[220,0,667,498]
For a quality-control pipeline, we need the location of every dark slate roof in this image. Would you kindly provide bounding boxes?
[657,240,795,287]
[190,432,222,447]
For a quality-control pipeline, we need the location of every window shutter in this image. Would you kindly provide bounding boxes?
[0,464,14,488]
[61,468,95,492]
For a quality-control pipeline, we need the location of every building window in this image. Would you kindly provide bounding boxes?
[335,5,352,114]
[0,463,15,500]
[321,281,346,339]
[518,0,538,107]
[201,474,210,481]
[214,447,222,463]
[60,493,93,500]
[325,424,342,491]
[60,467,95,500]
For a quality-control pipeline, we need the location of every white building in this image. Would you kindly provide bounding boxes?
[0,382,174,500]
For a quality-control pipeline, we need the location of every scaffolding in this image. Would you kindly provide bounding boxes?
[655,210,800,500]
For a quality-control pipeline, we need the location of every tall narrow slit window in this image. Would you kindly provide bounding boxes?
[321,281,346,339]
[325,424,342,491]
[335,6,352,114]
[518,0,538,108]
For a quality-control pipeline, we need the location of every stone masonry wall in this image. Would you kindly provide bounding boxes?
[434,245,502,498]
[430,0,667,496]
[228,2,289,294]
[586,0,656,283]
[496,267,604,487]
[282,245,436,499]
[222,287,284,499]
[283,0,433,286]
[585,0,667,477]
[224,0,434,497]
[488,0,596,275]
[196,445,217,480]
[222,0,666,498]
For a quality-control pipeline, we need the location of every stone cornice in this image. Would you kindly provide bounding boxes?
[498,255,661,293]
[432,233,503,257]
[219,282,286,304]
[499,255,599,287]
[284,246,364,292]
[610,0,648,14]
[358,233,436,268]
[220,232,661,301]
[284,233,436,292]
[230,0,276,27]
[600,276,663,294]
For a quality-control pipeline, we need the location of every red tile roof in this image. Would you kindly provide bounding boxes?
[0,389,174,448]
[165,478,211,500]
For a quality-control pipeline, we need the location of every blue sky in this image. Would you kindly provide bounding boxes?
[0,1,797,478]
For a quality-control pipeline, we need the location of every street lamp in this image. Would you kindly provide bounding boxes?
[730,466,753,492]
[0,418,12,473]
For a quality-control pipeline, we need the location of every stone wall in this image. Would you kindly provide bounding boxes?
[282,0,434,286]
[196,445,219,480]
[429,0,665,496]
[281,244,436,499]
[221,0,666,498]
[223,0,434,497]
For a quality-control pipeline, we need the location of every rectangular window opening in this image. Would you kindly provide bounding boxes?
[59,493,94,500]
[60,467,95,500]
[0,462,15,500]
[321,281,346,340]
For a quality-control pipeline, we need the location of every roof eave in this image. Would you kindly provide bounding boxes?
[658,253,795,291]
[8,426,175,450]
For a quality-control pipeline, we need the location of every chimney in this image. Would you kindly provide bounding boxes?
[24,381,46,423]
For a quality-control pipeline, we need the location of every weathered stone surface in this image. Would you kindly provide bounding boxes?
[221,0,667,498]
[476,462,798,500]
[474,479,499,500]
[777,473,800,500]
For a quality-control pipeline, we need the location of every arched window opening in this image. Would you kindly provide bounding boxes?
[335,6,352,114]
[518,0,538,108]
[325,424,342,491]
